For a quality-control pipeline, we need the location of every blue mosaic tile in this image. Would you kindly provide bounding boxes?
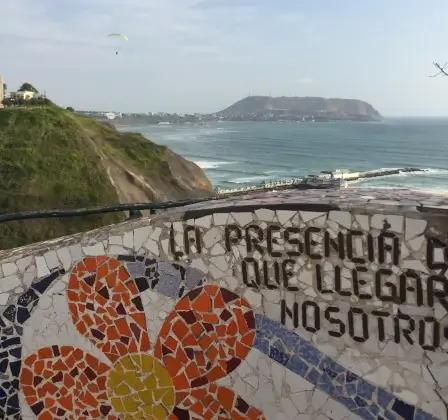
[318,373,339,398]
[336,395,358,410]
[298,340,323,366]
[345,371,359,382]
[269,345,289,366]
[254,315,436,420]
[345,382,357,397]
[272,338,289,355]
[354,396,368,408]
[392,398,415,420]
[284,354,310,377]
[306,367,321,385]
[368,403,381,416]
[384,410,399,420]
[335,373,346,385]
[271,324,301,350]
[255,314,280,340]
[253,334,270,354]
[121,258,207,299]
[319,357,345,382]
[358,379,375,400]
[354,407,379,420]
[378,388,394,409]
[415,408,436,420]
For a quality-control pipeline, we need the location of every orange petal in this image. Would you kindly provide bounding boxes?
[20,346,118,419]
[67,257,150,363]
[172,384,266,419]
[155,286,256,390]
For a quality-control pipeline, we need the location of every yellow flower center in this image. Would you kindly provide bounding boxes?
[106,353,175,419]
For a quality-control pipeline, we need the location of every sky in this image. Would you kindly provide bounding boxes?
[1,0,448,116]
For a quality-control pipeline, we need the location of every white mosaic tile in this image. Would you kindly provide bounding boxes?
[43,250,59,270]
[405,218,427,240]
[35,256,50,277]
[328,211,352,229]
[2,262,17,276]
[82,242,105,256]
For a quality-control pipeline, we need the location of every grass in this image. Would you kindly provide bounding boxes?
[0,106,132,249]
[77,115,168,174]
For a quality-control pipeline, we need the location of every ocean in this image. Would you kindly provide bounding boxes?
[117,119,448,193]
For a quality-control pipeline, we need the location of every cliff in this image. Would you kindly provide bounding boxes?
[0,106,213,249]
[218,96,382,120]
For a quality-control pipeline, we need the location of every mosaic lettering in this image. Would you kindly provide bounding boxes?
[171,221,448,352]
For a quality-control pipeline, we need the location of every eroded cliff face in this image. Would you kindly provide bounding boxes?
[87,121,213,204]
[100,146,213,204]
[0,106,213,249]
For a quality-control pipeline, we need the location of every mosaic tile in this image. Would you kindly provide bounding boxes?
[0,326,22,419]
[117,256,207,299]
[154,284,265,418]
[0,187,447,419]
[253,314,436,420]
[107,353,175,419]
[16,257,266,419]
[67,256,151,362]
[0,268,65,420]
[21,346,114,419]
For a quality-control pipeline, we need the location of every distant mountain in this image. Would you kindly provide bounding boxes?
[217,96,382,121]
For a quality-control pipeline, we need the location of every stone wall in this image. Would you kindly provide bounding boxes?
[0,188,447,420]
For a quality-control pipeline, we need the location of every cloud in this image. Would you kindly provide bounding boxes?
[0,0,318,112]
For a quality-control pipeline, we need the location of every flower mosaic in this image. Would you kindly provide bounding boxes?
[19,256,266,419]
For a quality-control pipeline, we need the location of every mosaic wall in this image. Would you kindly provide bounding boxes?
[0,188,447,420]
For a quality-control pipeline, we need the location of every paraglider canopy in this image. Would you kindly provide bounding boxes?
[107,33,128,54]
[107,33,128,41]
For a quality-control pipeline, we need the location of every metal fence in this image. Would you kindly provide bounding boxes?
[0,196,219,224]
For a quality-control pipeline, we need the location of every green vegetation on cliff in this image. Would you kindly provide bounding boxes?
[0,105,212,250]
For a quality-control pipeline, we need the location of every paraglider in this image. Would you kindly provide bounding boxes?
[107,33,128,55]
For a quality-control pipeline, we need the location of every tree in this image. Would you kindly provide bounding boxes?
[18,83,38,93]
[2,84,6,95]
[430,62,448,77]
[66,106,74,112]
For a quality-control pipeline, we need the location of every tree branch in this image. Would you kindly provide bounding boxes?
[430,62,448,77]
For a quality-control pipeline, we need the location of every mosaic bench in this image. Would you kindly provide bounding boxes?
[0,188,447,419]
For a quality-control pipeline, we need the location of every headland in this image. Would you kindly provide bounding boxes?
[78,95,383,124]
[0,101,212,249]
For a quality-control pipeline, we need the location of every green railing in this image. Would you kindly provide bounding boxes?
[0,196,219,224]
